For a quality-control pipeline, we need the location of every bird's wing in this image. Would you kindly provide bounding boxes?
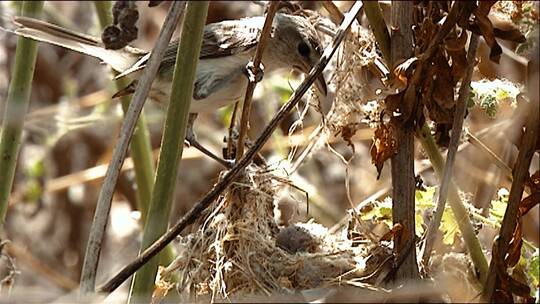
[115,17,263,80]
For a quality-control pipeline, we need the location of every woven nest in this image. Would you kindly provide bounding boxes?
[156,165,391,302]
[153,23,393,303]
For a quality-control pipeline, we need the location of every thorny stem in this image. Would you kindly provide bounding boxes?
[235,2,279,160]
[97,1,364,293]
[79,2,186,294]
[421,34,479,267]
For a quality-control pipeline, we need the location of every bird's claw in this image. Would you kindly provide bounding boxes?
[244,61,264,83]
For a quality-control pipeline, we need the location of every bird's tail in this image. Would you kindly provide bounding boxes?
[10,16,143,73]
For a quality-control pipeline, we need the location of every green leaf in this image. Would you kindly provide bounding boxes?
[440,208,459,245]
[528,250,539,286]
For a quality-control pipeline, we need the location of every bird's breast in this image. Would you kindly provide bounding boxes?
[149,53,253,113]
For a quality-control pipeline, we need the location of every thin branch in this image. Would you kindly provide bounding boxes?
[235,2,279,160]
[484,43,539,301]
[467,131,513,181]
[321,1,344,24]
[93,0,156,226]
[421,34,480,267]
[97,1,364,293]
[79,1,186,294]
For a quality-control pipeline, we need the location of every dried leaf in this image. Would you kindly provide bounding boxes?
[519,193,540,216]
[448,48,468,82]
[506,222,523,268]
[380,223,403,242]
[444,29,468,51]
[370,123,398,179]
[493,238,532,299]
[393,57,419,85]
[493,28,526,43]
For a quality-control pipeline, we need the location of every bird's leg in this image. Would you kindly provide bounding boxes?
[243,61,265,83]
[184,113,234,168]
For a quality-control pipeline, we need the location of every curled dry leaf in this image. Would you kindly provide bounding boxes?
[506,222,523,268]
[379,223,403,242]
[492,238,532,299]
[370,123,398,179]
[519,170,540,216]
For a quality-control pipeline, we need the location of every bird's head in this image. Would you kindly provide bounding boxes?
[267,13,327,96]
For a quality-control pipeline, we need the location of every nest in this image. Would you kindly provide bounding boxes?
[156,165,391,302]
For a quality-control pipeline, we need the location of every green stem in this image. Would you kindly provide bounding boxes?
[129,2,208,302]
[363,1,391,65]
[417,125,489,283]
[93,0,175,281]
[0,1,44,232]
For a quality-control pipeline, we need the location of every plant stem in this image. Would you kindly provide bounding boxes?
[235,1,279,160]
[93,0,175,273]
[421,34,479,266]
[389,0,419,283]
[79,1,185,294]
[484,44,539,301]
[0,1,44,233]
[363,1,391,65]
[97,2,364,293]
[129,2,208,302]
[363,0,489,283]
[93,0,155,227]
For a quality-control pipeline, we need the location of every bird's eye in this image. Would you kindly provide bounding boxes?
[297,42,310,57]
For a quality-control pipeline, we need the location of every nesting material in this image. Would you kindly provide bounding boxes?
[157,165,390,302]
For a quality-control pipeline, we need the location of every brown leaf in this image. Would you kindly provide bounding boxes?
[493,238,531,298]
[519,193,540,217]
[506,222,523,268]
[432,53,456,110]
[370,123,398,179]
[493,28,526,43]
[448,48,468,83]
[380,223,403,242]
[444,29,468,51]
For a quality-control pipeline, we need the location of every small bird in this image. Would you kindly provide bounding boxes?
[9,12,327,165]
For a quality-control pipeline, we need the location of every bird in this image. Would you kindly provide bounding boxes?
[8,12,327,166]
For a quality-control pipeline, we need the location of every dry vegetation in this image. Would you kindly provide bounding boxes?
[0,1,538,303]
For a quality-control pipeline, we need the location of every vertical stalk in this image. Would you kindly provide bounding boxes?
[93,0,155,226]
[93,0,175,274]
[129,2,208,302]
[235,1,279,160]
[421,34,480,267]
[0,1,44,232]
[363,1,391,65]
[390,1,420,282]
[80,2,186,294]
[363,0,488,282]
[484,44,539,301]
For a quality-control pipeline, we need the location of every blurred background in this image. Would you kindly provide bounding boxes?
[0,1,537,301]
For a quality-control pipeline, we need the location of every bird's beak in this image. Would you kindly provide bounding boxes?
[296,61,327,97]
[315,73,327,97]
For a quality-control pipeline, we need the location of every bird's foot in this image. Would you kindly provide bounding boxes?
[185,135,234,168]
[244,61,265,83]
